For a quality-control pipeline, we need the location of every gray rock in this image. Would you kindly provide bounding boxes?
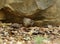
[5,0,54,16]
[23,18,34,26]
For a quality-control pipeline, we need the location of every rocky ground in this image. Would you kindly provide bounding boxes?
[0,22,60,44]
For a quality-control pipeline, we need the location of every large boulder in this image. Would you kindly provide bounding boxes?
[39,0,60,26]
[5,0,54,17]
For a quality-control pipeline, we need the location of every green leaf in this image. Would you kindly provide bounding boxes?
[34,36,45,44]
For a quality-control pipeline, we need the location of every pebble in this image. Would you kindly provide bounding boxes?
[23,18,34,27]
[16,41,23,44]
[11,23,21,29]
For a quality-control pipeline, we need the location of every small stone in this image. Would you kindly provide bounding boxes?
[27,41,33,44]
[43,39,51,44]
[4,42,6,44]
[30,27,40,35]
[10,37,14,40]
[4,31,9,36]
[11,23,20,29]
[0,39,3,44]
[16,41,23,44]
[23,18,34,27]
[23,36,31,41]
[48,25,53,29]
[0,27,4,32]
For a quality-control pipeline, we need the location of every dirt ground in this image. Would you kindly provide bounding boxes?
[0,23,60,44]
